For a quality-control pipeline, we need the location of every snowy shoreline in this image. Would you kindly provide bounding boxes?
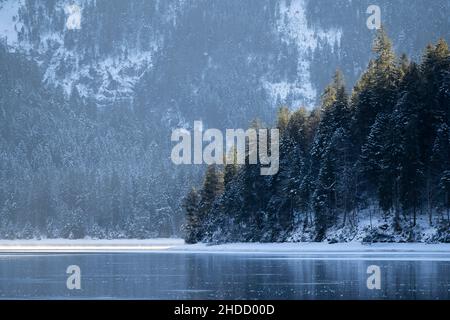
[0,239,449,254]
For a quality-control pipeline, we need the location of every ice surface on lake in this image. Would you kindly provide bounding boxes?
[0,252,449,299]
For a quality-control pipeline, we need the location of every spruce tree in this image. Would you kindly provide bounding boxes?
[198,165,224,239]
[440,171,450,222]
[224,147,239,188]
[310,70,351,239]
[182,188,200,244]
[421,39,450,155]
[422,39,450,224]
[352,28,400,150]
[395,63,426,226]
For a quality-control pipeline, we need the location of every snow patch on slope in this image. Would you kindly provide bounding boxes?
[0,0,23,46]
[0,0,162,106]
[42,41,156,105]
[266,0,342,108]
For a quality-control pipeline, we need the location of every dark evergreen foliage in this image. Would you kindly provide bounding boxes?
[184,31,450,243]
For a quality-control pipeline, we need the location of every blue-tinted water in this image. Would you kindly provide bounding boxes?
[0,253,449,299]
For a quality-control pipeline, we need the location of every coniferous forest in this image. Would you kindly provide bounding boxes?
[0,42,191,239]
[183,30,450,244]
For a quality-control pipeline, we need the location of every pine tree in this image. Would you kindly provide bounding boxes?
[360,113,400,225]
[198,165,224,239]
[352,28,400,150]
[421,39,450,224]
[393,63,426,226]
[276,107,291,134]
[432,124,450,222]
[440,171,450,222]
[182,188,200,244]
[421,39,450,154]
[310,70,352,239]
[398,53,411,80]
[266,107,309,240]
[224,147,239,188]
[313,142,337,240]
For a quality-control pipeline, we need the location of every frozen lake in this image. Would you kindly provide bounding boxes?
[0,250,449,299]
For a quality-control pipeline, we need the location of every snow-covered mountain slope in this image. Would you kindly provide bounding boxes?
[0,0,187,106]
[1,0,448,113]
[268,0,342,107]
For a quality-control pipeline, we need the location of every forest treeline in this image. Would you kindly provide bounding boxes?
[183,29,450,244]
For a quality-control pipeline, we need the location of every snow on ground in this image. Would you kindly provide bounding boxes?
[0,239,449,254]
[179,242,450,255]
[288,206,449,243]
[0,239,184,253]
